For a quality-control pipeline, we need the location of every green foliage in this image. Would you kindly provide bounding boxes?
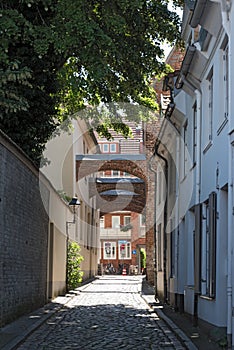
[67,241,84,290]
[140,249,146,268]
[120,223,133,232]
[57,190,71,203]
[1,1,182,163]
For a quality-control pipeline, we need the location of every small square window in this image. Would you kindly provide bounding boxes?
[103,144,109,153]
[110,144,117,152]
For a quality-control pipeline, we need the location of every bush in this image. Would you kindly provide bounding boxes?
[140,249,146,269]
[67,241,84,290]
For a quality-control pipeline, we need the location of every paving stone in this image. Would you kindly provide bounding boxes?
[16,276,186,350]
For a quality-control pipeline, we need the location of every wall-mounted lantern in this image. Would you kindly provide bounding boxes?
[66,197,80,292]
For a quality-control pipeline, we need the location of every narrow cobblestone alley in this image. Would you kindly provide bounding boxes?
[14,276,187,350]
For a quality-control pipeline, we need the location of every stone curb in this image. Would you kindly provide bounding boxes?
[140,292,198,350]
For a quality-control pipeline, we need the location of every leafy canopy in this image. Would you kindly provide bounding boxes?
[0,1,181,164]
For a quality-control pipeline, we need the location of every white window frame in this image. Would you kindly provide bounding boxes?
[224,44,229,120]
[100,217,104,228]
[112,215,120,228]
[119,241,131,259]
[110,144,117,153]
[158,171,162,204]
[183,121,188,177]
[193,102,197,166]
[124,216,131,225]
[140,213,146,226]
[103,144,109,153]
[157,224,162,271]
[201,193,217,298]
[104,241,116,259]
[208,73,213,141]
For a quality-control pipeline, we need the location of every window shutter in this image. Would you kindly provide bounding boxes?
[209,192,217,298]
[194,204,202,294]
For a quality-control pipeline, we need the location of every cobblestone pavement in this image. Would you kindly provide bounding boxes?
[16,276,186,350]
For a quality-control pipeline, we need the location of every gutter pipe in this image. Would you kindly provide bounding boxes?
[154,140,168,304]
[149,155,158,299]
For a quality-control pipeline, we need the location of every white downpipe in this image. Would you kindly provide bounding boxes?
[227,25,233,348]
[175,135,180,293]
[195,90,202,205]
[227,136,233,347]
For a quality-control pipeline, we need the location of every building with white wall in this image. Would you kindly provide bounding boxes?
[41,118,100,282]
[155,0,234,346]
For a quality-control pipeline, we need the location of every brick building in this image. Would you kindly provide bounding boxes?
[96,123,147,275]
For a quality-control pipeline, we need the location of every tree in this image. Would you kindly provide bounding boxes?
[0,1,182,164]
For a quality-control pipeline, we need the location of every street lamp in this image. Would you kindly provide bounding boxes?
[67,197,81,224]
[66,197,80,292]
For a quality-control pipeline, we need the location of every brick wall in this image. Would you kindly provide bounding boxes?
[0,132,49,326]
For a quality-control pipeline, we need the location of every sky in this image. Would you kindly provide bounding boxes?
[162,4,183,58]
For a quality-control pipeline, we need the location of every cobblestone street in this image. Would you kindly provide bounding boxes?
[16,276,186,350]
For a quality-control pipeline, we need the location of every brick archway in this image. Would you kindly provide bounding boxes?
[76,154,147,214]
[76,154,147,183]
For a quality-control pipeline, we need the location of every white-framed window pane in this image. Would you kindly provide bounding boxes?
[193,102,197,165]
[100,217,104,228]
[124,216,131,225]
[110,144,117,152]
[112,216,120,228]
[119,241,131,259]
[124,172,130,177]
[103,144,109,153]
[140,213,146,226]
[104,241,116,259]
[112,170,119,176]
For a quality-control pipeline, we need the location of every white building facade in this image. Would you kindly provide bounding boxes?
[42,118,100,282]
[156,0,234,346]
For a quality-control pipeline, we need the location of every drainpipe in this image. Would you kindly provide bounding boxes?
[149,154,158,299]
[194,89,201,325]
[154,141,168,304]
[227,135,233,348]
[195,90,202,205]
[227,49,233,349]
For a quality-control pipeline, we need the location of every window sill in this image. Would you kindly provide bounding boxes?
[190,162,196,171]
[180,174,187,184]
[199,295,215,301]
[203,140,213,154]
[217,118,228,135]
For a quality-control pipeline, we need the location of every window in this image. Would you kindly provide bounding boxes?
[157,224,162,271]
[201,192,217,298]
[104,242,116,259]
[223,45,229,120]
[123,172,130,177]
[103,144,109,153]
[170,229,176,277]
[140,212,146,226]
[119,241,131,259]
[112,170,119,176]
[100,217,104,228]
[110,144,117,153]
[158,171,162,204]
[183,121,188,177]
[208,70,213,141]
[218,39,229,133]
[193,103,197,165]
[112,215,120,228]
[124,216,131,225]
